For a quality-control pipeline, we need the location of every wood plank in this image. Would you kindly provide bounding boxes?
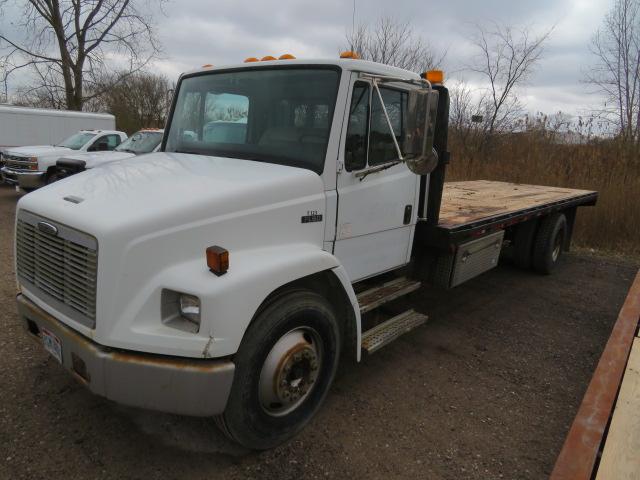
[596,338,640,480]
[438,180,595,228]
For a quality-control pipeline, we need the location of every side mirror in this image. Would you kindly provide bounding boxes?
[404,89,439,175]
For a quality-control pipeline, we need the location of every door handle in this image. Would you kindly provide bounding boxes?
[404,205,412,224]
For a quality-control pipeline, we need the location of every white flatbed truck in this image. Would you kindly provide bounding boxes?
[14,55,597,449]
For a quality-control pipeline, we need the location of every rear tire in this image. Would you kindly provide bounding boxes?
[218,290,341,449]
[513,219,538,269]
[532,213,567,274]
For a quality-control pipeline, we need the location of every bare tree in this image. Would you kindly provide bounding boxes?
[89,69,173,132]
[587,0,640,142]
[0,0,164,111]
[468,22,552,135]
[344,16,445,72]
[449,80,477,131]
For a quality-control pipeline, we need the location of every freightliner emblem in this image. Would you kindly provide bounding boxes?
[37,221,58,236]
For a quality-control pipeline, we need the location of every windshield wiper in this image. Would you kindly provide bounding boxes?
[174,149,201,155]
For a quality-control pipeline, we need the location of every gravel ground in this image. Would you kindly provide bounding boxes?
[0,183,637,480]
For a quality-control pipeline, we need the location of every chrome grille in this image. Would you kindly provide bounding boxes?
[5,155,35,172]
[16,212,98,327]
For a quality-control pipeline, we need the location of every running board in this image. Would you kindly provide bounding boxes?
[357,277,422,314]
[361,309,428,354]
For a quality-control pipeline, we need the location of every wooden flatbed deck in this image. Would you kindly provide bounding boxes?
[421,180,598,248]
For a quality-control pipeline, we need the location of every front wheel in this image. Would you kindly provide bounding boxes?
[217,290,341,449]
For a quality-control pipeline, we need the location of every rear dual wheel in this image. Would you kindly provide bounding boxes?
[531,213,567,274]
[513,213,568,274]
[217,290,341,449]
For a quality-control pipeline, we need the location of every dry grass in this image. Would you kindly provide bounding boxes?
[446,131,640,256]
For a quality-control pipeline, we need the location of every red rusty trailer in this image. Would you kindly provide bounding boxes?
[550,269,640,479]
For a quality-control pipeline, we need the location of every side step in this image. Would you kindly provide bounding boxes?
[357,277,422,314]
[361,309,428,354]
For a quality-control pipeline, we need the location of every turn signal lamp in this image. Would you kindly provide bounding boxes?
[278,53,296,60]
[261,55,277,61]
[422,70,444,84]
[340,51,360,59]
[206,246,229,275]
[244,57,259,63]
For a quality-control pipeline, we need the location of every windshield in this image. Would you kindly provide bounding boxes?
[116,130,163,154]
[58,132,96,150]
[165,67,340,174]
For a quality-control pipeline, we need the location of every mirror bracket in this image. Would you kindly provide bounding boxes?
[359,72,439,176]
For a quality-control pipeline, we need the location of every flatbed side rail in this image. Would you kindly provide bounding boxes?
[549,269,640,480]
[420,191,598,249]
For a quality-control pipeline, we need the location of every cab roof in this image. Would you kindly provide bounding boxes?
[183,58,421,81]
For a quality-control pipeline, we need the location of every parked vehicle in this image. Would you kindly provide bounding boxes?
[14,56,597,449]
[1,129,126,189]
[55,129,164,180]
[0,104,115,149]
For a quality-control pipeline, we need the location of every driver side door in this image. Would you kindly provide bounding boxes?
[333,75,420,282]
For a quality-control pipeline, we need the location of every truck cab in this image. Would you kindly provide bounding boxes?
[1,129,127,189]
[14,56,596,449]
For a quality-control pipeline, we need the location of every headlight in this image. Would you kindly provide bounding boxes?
[161,289,201,333]
[28,156,37,162]
[179,293,200,324]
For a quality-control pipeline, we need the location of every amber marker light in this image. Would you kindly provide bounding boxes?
[261,55,277,61]
[278,53,296,60]
[202,64,214,68]
[206,246,229,276]
[339,50,360,59]
[423,70,444,84]
[244,57,259,62]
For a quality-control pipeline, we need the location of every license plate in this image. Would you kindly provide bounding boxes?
[41,328,62,364]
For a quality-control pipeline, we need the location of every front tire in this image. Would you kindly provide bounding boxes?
[218,290,341,449]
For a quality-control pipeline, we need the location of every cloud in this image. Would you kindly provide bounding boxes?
[0,0,611,115]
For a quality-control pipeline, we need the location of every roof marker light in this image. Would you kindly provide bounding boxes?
[340,51,360,59]
[422,70,444,84]
[202,64,213,68]
[278,53,296,60]
[244,57,259,63]
[261,55,277,61]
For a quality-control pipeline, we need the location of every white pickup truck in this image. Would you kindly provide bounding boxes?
[1,129,127,189]
[55,129,163,180]
[14,56,597,449]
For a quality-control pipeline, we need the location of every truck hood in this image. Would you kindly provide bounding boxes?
[18,151,324,236]
[59,150,135,168]
[5,145,72,157]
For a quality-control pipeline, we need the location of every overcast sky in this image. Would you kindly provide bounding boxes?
[1,0,612,117]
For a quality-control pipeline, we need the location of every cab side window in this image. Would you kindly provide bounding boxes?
[369,88,407,165]
[345,82,370,171]
[105,134,122,149]
[91,134,121,151]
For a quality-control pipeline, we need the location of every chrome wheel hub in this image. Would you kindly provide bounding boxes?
[552,232,563,262]
[259,327,322,417]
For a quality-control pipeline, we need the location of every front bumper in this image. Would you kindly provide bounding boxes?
[17,293,235,417]
[16,170,46,189]
[1,166,18,185]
